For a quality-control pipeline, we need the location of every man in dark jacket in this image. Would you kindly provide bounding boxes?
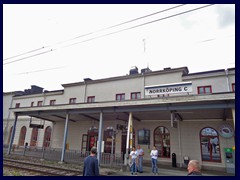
[83,146,99,176]
[187,160,202,176]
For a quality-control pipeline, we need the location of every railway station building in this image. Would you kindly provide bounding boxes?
[3,66,235,173]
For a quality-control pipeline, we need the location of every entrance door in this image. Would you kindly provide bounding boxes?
[81,129,98,153]
[104,129,115,153]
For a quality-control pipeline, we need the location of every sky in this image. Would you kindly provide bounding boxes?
[3,4,235,92]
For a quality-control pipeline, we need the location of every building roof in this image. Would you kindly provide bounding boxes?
[62,66,189,87]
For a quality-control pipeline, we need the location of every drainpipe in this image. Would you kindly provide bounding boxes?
[225,69,230,92]
[142,74,145,98]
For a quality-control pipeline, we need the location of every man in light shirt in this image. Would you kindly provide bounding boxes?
[150,146,158,175]
[130,146,138,175]
[137,145,144,173]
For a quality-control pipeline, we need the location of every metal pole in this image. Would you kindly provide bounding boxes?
[7,113,18,155]
[232,108,235,129]
[124,112,132,165]
[178,120,183,167]
[60,113,69,162]
[129,113,133,150]
[97,111,103,166]
[110,134,114,167]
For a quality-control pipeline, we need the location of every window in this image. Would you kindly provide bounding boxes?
[232,83,235,92]
[131,92,141,100]
[200,127,221,162]
[154,126,170,158]
[69,98,76,104]
[87,96,95,103]
[43,126,52,148]
[30,128,38,146]
[197,86,212,94]
[15,103,20,108]
[37,101,43,106]
[50,100,56,105]
[138,129,150,145]
[116,93,125,101]
[31,102,34,107]
[18,126,27,146]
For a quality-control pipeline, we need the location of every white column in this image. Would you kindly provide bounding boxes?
[97,112,103,166]
[178,120,183,168]
[232,108,235,129]
[60,113,69,162]
[124,112,132,165]
[7,113,18,155]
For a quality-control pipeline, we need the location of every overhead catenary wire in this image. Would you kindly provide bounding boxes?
[3,49,53,65]
[4,4,214,66]
[3,4,186,62]
[3,47,45,61]
[15,66,66,75]
[61,4,215,48]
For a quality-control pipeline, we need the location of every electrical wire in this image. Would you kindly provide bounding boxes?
[61,4,215,48]
[15,66,66,75]
[3,4,186,62]
[3,47,45,61]
[3,4,214,66]
[3,49,53,65]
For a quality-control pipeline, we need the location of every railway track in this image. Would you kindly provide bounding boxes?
[3,158,82,176]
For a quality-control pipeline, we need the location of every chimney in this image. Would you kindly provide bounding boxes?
[129,66,139,75]
[141,67,152,74]
[163,67,171,70]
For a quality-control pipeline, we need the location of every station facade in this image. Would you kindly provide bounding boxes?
[3,66,235,172]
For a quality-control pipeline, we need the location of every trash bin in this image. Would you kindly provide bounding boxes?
[183,156,190,166]
[172,153,177,167]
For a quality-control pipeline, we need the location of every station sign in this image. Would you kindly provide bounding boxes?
[145,81,192,95]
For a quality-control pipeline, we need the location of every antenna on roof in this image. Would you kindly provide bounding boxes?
[142,38,146,53]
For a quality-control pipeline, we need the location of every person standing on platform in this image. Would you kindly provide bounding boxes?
[83,146,99,176]
[130,146,138,175]
[137,145,144,173]
[150,146,158,175]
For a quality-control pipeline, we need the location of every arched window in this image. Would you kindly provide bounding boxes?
[18,126,27,146]
[30,128,38,146]
[43,126,52,148]
[154,126,170,158]
[200,127,221,162]
[7,126,13,144]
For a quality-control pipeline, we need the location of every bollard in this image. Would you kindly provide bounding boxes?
[172,153,177,167]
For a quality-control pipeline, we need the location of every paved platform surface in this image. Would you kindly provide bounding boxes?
[103,165,235,176]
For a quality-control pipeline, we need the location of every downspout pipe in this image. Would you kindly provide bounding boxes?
[225,69,230,92]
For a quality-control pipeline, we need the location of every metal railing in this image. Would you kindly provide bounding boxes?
[3,144,124,168]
